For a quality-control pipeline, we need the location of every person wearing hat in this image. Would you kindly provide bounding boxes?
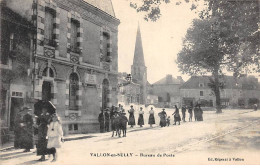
[137,107,144,127]
[158,109,167,127]
[36,105,52,161]
[21,107,34,152]
[128,105,136,128]
[14,107,34,152]
[104,108,110,132]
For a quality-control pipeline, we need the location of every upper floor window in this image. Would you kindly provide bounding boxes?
[69,73,79,110]
[42,67,54,78]
[1,32,14,65]
[44,8,55,47]
[102,32,110,62]
[199,83,204,87]
[70,19,80,53]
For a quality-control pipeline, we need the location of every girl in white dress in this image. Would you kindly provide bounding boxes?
[47,113,64,162]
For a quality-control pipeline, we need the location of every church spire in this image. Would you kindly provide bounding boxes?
[133,23,145,66]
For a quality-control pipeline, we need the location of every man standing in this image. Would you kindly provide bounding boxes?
[21,107,34,152]
[181,106,186,122]
[104,108,110,132]
[98,110,105,133]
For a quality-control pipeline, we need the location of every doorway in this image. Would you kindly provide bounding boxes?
[42,81,52,101]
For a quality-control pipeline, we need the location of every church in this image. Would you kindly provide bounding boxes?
[118,24,158,106]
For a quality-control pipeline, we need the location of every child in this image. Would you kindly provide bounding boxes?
[166,116,171,126]
[47,113,64,162]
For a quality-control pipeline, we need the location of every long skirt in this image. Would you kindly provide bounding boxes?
[159,118,166,127]
[138,114,144,126]
[148,114,155,124]
[128,114,136,126]
[20,127,34,149]
[174,115,181,122]
[37,125,51,156]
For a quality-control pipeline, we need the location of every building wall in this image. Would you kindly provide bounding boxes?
[32,0,119,134]
[152,84,181,102]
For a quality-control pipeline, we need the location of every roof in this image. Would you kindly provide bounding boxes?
[153,75,182,85]
[82,0,115,17]
[180,75,260,90]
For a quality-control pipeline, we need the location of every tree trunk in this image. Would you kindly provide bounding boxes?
[213,69,222,113]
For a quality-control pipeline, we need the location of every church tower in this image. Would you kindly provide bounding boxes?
[131,24,147,105]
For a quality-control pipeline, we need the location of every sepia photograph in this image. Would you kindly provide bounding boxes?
[0,0,259,165]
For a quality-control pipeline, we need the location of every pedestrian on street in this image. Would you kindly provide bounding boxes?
[36,106,52,161]
[138,107,144,127]
[158,109,167,127]
[128,105,136,128]
[188,105,193,122]
[21,107,34,152]
[47,113,64,162]
[181,106,186,122]
[173,105,181,125]
[98,109,105,133]
[194,104,199,121]
[254,104,258,111]
[197,105,203,121]
[166,116,171,126]
[148,107,155,127]
[14,107,34,152]
[104,108,110,132]
[119,112,128,137]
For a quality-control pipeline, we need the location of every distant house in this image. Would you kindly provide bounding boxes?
[151,75,184,108]
[180,75,260,108]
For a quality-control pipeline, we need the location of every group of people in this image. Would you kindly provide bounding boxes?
[14,102,64,162]
[98,104,204,132]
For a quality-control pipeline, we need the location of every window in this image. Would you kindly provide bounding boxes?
[200,91,204,96]
[70,20,79,53]
[42,67,54,78]
[69,124,79,131]
[199,83,204,87]
[102,32,109,62]
[11,92,23,98]
[44,8,55,46]
[69,73,79,110]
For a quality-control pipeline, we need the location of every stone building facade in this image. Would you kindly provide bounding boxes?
[151,75,184,108]
[180,75,260,108]
[1,0,120,135]
[0,2,35,135]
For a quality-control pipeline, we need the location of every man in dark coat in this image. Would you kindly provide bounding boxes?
[21,107,34,152]
[104,108,110,132]
[194,105,199,121]
[14,107,34,152]
[98,110,105,133]
[197,105,203,121]
[36,106,51,161]
[181,106,186,122]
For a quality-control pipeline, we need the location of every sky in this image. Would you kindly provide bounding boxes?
[111,0,200,83]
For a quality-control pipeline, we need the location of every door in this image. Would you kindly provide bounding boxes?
[42,81,52,101]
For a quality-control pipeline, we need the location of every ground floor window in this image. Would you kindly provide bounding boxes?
[69,124,79,132]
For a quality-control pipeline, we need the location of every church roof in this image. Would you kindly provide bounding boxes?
[133,24,145,66]
[82,0,115,17]
[153,75,182,85]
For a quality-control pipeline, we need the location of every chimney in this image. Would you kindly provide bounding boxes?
[177,76,184,84]
[166,75,172,83]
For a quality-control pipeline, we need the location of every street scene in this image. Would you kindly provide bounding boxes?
[1,108,260,164]
[0,0,259,165]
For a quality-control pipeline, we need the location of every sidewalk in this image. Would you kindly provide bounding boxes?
[0,124,154,152]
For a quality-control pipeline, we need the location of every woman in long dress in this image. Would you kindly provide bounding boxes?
[36,107,51,161]
[128,105,136,128]
[158,109,167,127]
[148,107,155,127]
[172,105,181,125]
[137,107,144,127]
[47,113,64,162]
